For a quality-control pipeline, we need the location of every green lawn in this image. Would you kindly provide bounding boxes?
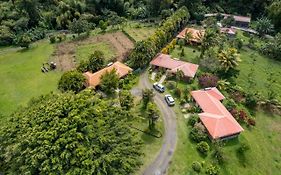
[75,42,116,63]
[169,108,281,175]
[123,26,156,42]
[237,47,281,101]
[131,102,164,174]
[170,45,200,64]
[0,40,62,118]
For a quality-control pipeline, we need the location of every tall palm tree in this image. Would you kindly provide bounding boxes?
[200,29,219,58]
[217,48,241,72]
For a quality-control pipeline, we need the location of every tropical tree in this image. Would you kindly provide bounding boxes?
[88,51,105,72]
[175,69,184,87]
[217,48,241,72]
[16,33,31,48]
[119,90,134,110]
[217,79,230,91]
[255,17,274,36]
[146,102,160,130]
[200,28,219,57]
[142,88,154,109]
[99,20,108,32]
[100,69,119,95]
[58,70,85,93]
[77,51,105,73]
[0,91,143,174]
[69,18,91,35]
[268,0,281,31]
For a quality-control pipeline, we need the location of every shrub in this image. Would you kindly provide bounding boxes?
[58,70,86,93]
[238,110,248,122]
[238,142,250,154]
[192,161,202,172]
[166,81,176,90]
[197,141,210,156]
[245,93,258,109]
[205,164,220,175]
[247,118,256,126]
[213,141,227,165]
[49,35,56,43]
[190,124,207,142]
[198,73,219,88]
[223,98,237,110]
[188,114,199,127]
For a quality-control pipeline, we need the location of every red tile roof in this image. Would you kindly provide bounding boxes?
[150,54,199,78]
[177,28,205,43]
[83,61,132,88]
[191,87,244,139]
[204,13,251,23]
[220,27,236,35]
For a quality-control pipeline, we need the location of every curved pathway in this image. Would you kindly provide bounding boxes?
[137,72,177,175]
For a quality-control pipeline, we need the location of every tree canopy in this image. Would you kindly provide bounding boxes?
[0,91,143,174]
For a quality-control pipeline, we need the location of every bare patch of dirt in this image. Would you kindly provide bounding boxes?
[51,32,134,71]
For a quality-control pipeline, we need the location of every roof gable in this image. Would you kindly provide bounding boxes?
[191,87,243,139]
[83,61,132,87]
[150,54,199,78]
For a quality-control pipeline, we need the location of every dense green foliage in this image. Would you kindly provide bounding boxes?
[260,33,281,61]
[77,51,105,73]
[100,69,119,94]
[0,91,142,174]
[119,90,134,110]
[58,70,85,93]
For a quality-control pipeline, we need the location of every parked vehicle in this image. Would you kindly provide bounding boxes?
[165,94,175,106]
[153,83,165,93]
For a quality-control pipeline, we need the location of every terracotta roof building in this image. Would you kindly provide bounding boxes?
[176,28,205,43]
[150,53,199,78]
[220,27,236,36]
[83,61,132,88]
[191,87,244,139]
[204,13,251,28]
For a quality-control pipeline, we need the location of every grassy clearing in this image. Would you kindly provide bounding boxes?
[169,108,281,175]
[132,102,164,175]
[237,47,281,100]
[170,45,200,64]
[123,25,156,42]
[0,40,62,118]
[75,42,116,63]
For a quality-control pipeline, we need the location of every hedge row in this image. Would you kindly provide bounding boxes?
[127,6,190,69]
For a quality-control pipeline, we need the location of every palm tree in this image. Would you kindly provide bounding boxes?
[217,79,230,91]
[184,31,193,45]
[255,17,274,36]
[200,29,219,58]
[217,48,241,72]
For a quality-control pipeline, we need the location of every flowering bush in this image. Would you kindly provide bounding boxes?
[198,73,219,88]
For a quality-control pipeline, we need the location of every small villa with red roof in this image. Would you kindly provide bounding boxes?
[191,87,244,140]
[150,53,199,79]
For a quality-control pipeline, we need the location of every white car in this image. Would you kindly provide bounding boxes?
[165,94,175,106]
[153,83,165,93]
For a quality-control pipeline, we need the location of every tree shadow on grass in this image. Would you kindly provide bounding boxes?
[236,150,249,167]
[140,127,162,144]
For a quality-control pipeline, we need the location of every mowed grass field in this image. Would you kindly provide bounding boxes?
[0,40,62,118]
[169,110,281,175]
[237,47,281,101]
